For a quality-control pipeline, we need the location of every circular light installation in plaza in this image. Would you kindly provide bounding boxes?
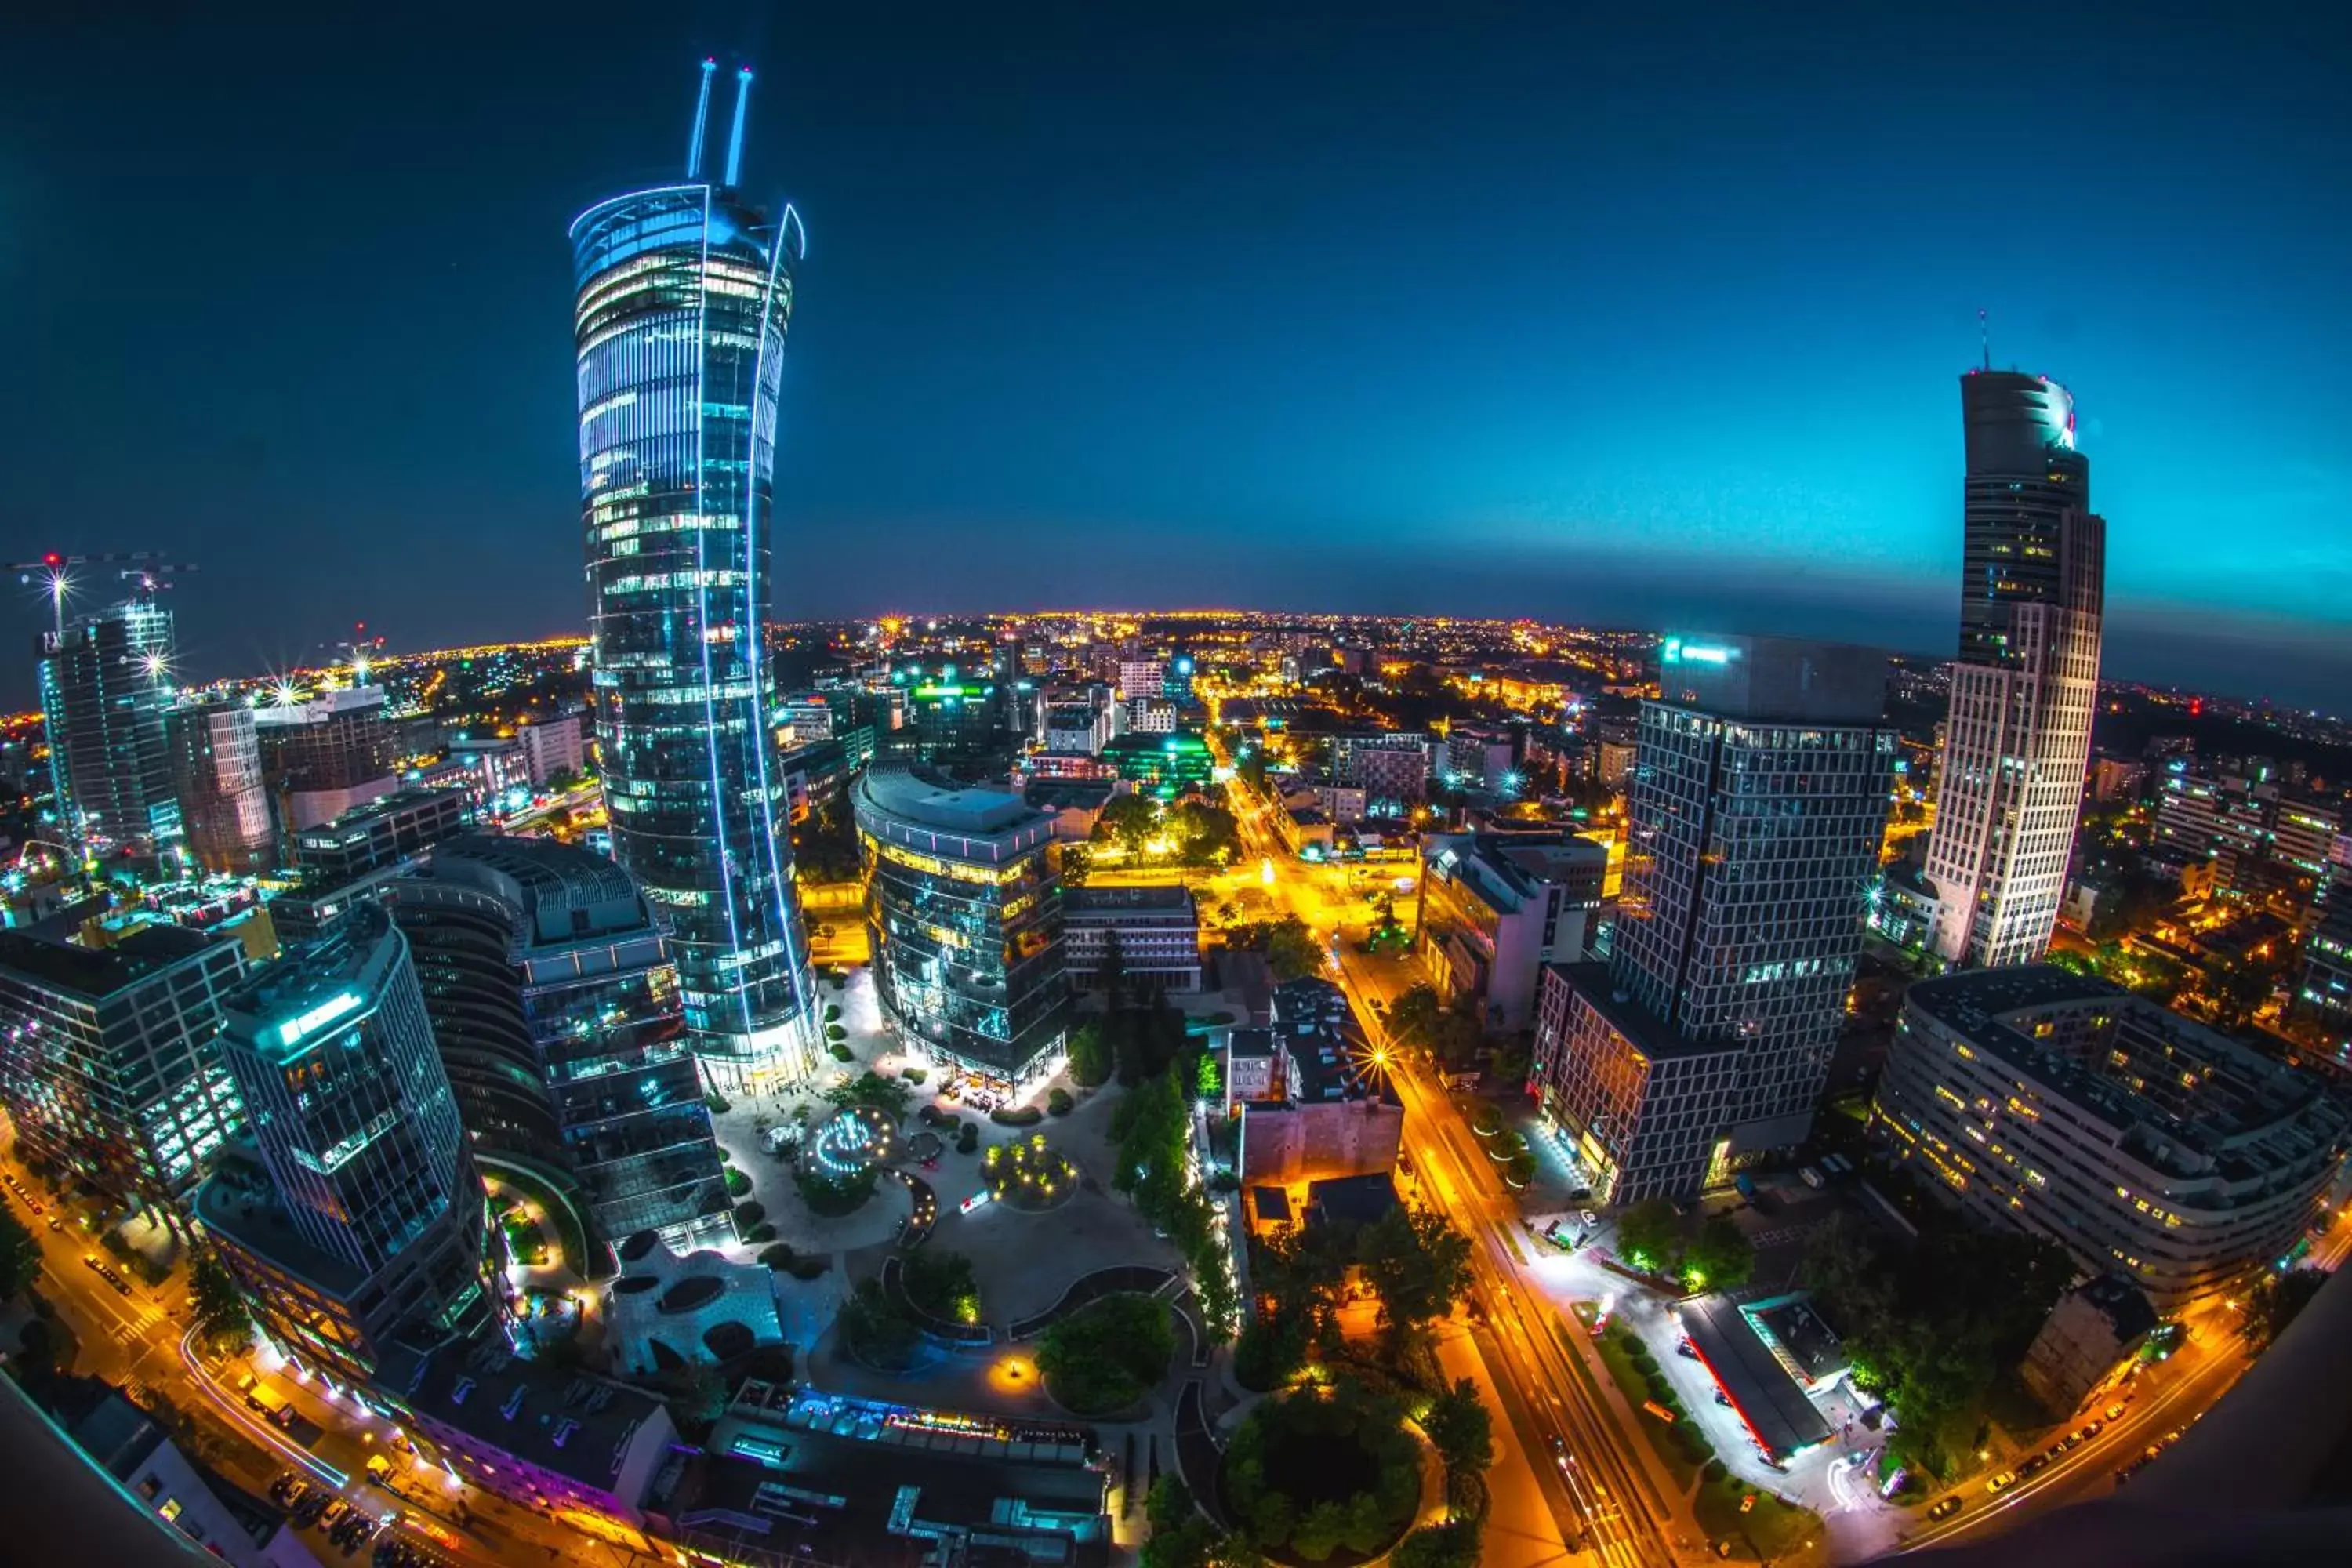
[808,1105,895,1178]
[983,1132,1077,1212]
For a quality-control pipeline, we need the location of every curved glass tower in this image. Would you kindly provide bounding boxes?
[571,64,818,1090]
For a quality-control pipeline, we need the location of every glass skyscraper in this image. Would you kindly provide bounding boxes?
[38,588,181,860]
[570,64,818,1089]
[1924,368,2107,969]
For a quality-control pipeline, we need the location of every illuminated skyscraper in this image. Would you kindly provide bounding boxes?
[570,62,818,1088]
[38,588,180,858]
[1924,369,2107,968]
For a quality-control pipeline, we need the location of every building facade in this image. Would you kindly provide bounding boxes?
[1871,966,2348,1312]
[38,590,181,858]
[165,700,275,876]
[254,686,399,835]
[0,924,246,1225]
[199,905,492,1379]
[1061,885,1203,993]
[1101,731,1213,797]
[854,769,1072,1087]
[1417,832,1607,1032]
[573,67,820,1091]
[388,835,732,1252]
[1924,369,2106,968]
[1526,635,1895,1200]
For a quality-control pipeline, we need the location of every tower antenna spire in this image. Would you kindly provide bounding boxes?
[1980,307,1991,372]
[686,58,718,178]
[724,65,753,187]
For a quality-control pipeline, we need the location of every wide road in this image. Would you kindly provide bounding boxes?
[1215,768,1689,1568]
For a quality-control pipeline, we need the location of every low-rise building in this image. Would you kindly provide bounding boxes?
[381,1333,677,1537]
[1416,832,1607,1032]
[63,1381,326,1568]
[1871,965,2350,1311]
[2019,1274,2159,1414]
[1278,805,1334,857]
[1062,885,1202,993]
[1228,978,1402,1194]
[604,1229,787,1373]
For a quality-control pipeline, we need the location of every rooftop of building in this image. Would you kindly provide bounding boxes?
[2060,1274,2161,1345]
[1653,633,1889,726]
[295,786,463,844]
[1023,779,1116,810]
[1425,831,1606,910]
[383,1332,669,1497]
[1904,964,2347,1177]
[1682,1293,1835,1460]
[1549,961,1743,1062]
[220,902,402,1062]
[1062,884,1196,916]
[1306,1171,1399,1229]
[857,767,1047,839]
[251,684,387,726]
[407,833,649,945]
[0,920,223,1000]
[195,1140,369,1298]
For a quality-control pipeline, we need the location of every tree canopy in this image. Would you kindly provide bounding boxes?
[1095,793,1161,855]
[1037,1294,1175,1414]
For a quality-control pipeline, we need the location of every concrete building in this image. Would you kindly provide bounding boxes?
[1924,369,2106,969]
[2089,754,2144,804]
[1416,832,1607,1032]
[1228,978,1403,1192]
[166,699,274,876]
[514,713,584,785]
[199,905,492,1380]
[254,685,399,834]
[1872,966,2349,1311]
[855,769,1072,1087]
[387,835,733,1252]
[1061,885,1203,993]
[1125,696,1180,735]
[0,923,245,1226]
[289,788,466,886]
[63,1381,327,1568]
[1042,702,1112,757]
[2019,1275,2159,1414]
[2296,889,2352,1054]
[447,735,531,801]
[1527,634,1896,1201]
[381,1332,677,1535]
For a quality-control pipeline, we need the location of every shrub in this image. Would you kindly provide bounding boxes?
[705,1091,731,1115]
[991,1105,1044,1127]
[829,1043,854,1062]
[823,1003,842,1024]
[724,1167,751,1197]
[734,1201,766,1227]
[1702,1457,1727,1483]
[901,1067,927,1083]
[743,1221,778,1244]
[787,1254,831,1280]
[758,1243,795,1270]
[1047,1087,1074,1117]
[956,1123,980,1154]
[825,1023,848,1042]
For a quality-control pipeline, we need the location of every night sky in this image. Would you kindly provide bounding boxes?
[5,2,2350,705]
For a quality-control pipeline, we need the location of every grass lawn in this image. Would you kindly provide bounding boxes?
[1577,1304,1699,1489]
[1693,1473,1822,1561]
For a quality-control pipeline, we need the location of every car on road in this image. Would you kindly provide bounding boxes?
[1928,1496,1965,1521]
[1579,1209,1599,1228]
[2018,1454,2051,1479]
[1985,1468,2018,1494]
[2105,1403,2127,1421]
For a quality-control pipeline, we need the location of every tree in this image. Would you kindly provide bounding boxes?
[1095,793,1161,855]
[1058,842,1094,887]
[1613,1198,1679,1274]
[1258,916,1324,982]
[824,1070,912,1119]
[0,1208,38,1301]
[1384,982,1482,1066]
[902,1250,983,1326]
[1357,1206,1472,1341]
[187,1249,252,1352]
[1037,1294,1175,1413]
[841,1279,921,1367]
[1067,1020,1112,1086]
[1145,1475,1196,1535]
[1167,800,1241,867]
[2240,1267,2328,1351]
[1683,1214,1755,1292]
[1419,1378,1493,1474]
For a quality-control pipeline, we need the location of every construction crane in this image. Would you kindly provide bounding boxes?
[9,550,199,644]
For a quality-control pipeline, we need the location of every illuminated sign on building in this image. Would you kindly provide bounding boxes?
[1660,638,1737,667]
[276,991,362,1052]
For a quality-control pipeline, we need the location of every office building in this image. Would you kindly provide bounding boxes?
[388,835,732,1250]
[1042,702,1112,757]
[2294,889,2352,1055]
[289,788,466,886]
[1923,368,2107,968]
[573,67,820,1090]
[0,924,246,1226]
[1116,658,1164,702]
[1528,635,1896,1201]
[1125,696,1180,735]
[1417,833,1607,1032]
[2153,757,2339,901]
[446,736,531,802]
[198,905,492,1380]
[38,590,181,858]
[897,673,1004,765]
[1872,966,2347,1312]
[853,768,1072,1087]
[60,1381,328,1568]
[1062,885,1203,993]
[254,685,399,833]
[165,699,274,876]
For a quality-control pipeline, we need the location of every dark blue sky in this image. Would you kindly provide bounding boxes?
[5,2,2349,705]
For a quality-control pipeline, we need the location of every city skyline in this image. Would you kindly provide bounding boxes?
[6,4,2352,706]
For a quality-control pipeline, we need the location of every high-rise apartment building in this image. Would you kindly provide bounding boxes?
[0,924,246,1225]
[572,64,819,1090]
[855,768,1071,1087]
[1528,635,1895,1200]
[198,903,492,1380]
[388,835,733,1251]
[1923,369,2106,969]
[165,699,275,876]
[38,589,181,857]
